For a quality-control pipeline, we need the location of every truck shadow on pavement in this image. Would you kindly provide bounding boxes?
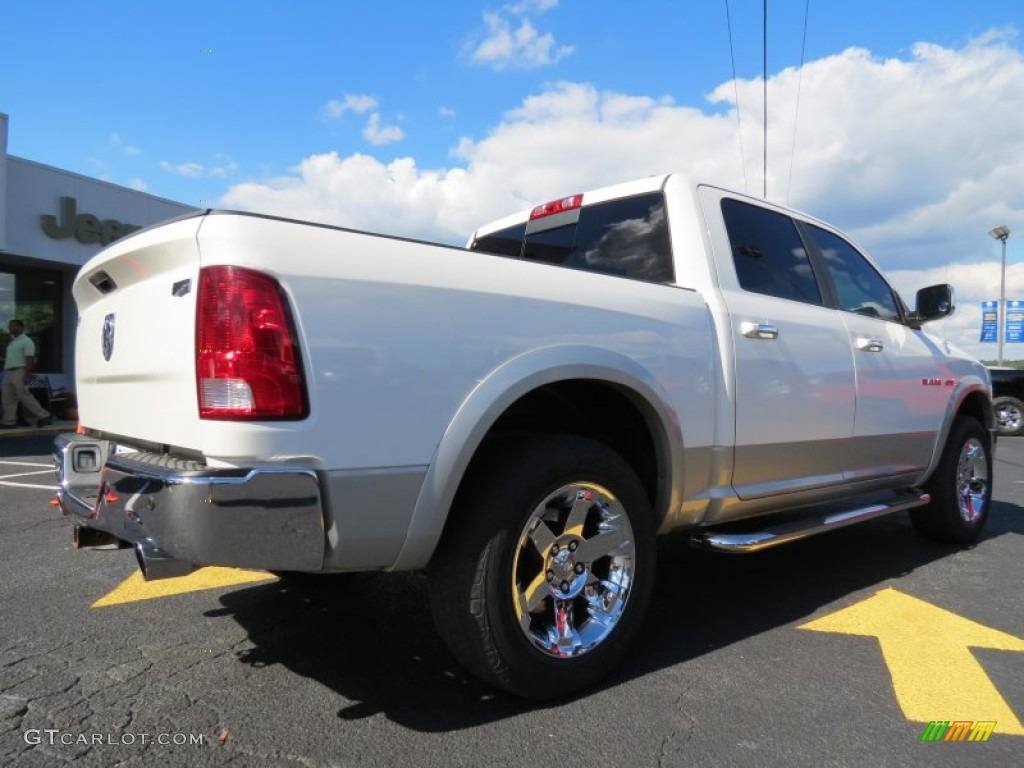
[211,500,1023,732]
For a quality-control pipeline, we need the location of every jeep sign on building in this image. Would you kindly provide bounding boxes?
[0,112,195,381]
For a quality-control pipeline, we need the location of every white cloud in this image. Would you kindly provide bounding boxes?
[324,93,378,118]
[159,156,236,179]
[889,260,1024,360]
[439,106,457,118]
[708,34,1024,260]
[109,132,141,155]
[209,154,239,178]
[222,33,1024,357]
[508,0,559,12]
[127,177,148,191]
[362,113,404,145]
[470,12,573,70]
[159,160,205,177]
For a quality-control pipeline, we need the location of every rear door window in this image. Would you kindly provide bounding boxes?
[721,198,823,306]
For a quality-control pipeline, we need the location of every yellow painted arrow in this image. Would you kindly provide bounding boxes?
[92,567,277,608]
[800,588,1024,736]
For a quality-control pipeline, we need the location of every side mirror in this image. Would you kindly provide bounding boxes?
[910,283,955,325]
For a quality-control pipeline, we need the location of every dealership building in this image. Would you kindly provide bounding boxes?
[0,112,195,394]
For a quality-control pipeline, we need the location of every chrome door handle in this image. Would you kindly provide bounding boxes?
[740,322,780,340]
[856,338,884,352]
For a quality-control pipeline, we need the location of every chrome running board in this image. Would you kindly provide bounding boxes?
[689,492,931,554]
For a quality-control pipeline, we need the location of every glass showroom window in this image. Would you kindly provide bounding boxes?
[0,266,63,372]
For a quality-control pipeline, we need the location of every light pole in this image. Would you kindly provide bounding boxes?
[989,225,1011,365]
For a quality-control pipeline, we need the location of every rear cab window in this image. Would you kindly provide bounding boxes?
[471,192,674,284]
[471,222,526,258]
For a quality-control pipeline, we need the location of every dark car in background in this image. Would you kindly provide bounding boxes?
[990,367,1024,436]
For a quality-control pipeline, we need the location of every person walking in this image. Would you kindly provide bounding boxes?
[2,319,52,428]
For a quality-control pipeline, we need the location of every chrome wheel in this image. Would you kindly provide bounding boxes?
[956,437,988,524]
[912,416,991,545]
[429,435,655,698]
[512,482,636,658]
[996,402,1023,431]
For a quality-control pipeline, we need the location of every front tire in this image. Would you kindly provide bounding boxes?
[993,396,1024,436]
[427,435,656,700]
[910,416,992,544]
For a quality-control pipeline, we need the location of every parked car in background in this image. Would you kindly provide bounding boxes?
[989,366,1024,436]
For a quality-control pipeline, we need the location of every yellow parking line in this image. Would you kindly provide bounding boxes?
[92,567,278,608]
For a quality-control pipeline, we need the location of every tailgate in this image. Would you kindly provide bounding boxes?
[73,215,204,447]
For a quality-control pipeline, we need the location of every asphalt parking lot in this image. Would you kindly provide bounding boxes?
[0,433,1021,767]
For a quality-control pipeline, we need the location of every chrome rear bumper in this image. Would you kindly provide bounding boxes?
[54,433,325,579]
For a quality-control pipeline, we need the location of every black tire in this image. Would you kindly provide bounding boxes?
[993,395,1024,437]
[427,435,656,700]
[910,417,992,544]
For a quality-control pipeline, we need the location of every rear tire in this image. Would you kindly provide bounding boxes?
[993,396,1024,436]
[910,417,992,544]
[427,435,656,700]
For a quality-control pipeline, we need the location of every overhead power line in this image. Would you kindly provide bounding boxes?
[763,0,768,199]
[724,0,748,194]
[786,0,811,205]
[727,0,811,201]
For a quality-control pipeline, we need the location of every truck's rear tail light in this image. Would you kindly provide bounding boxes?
[196,266,308,420]
[530,194,583,220]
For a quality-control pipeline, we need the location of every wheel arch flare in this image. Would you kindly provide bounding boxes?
[391,345,684,572]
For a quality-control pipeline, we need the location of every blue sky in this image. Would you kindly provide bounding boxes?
[3,1,1024,355]
[2,1,1018,205]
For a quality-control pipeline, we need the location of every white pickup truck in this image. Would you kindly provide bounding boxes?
[55,174,993,699]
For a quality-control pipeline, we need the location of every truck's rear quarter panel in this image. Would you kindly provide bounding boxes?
[72,211,716,568]
[81,213,712,466]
